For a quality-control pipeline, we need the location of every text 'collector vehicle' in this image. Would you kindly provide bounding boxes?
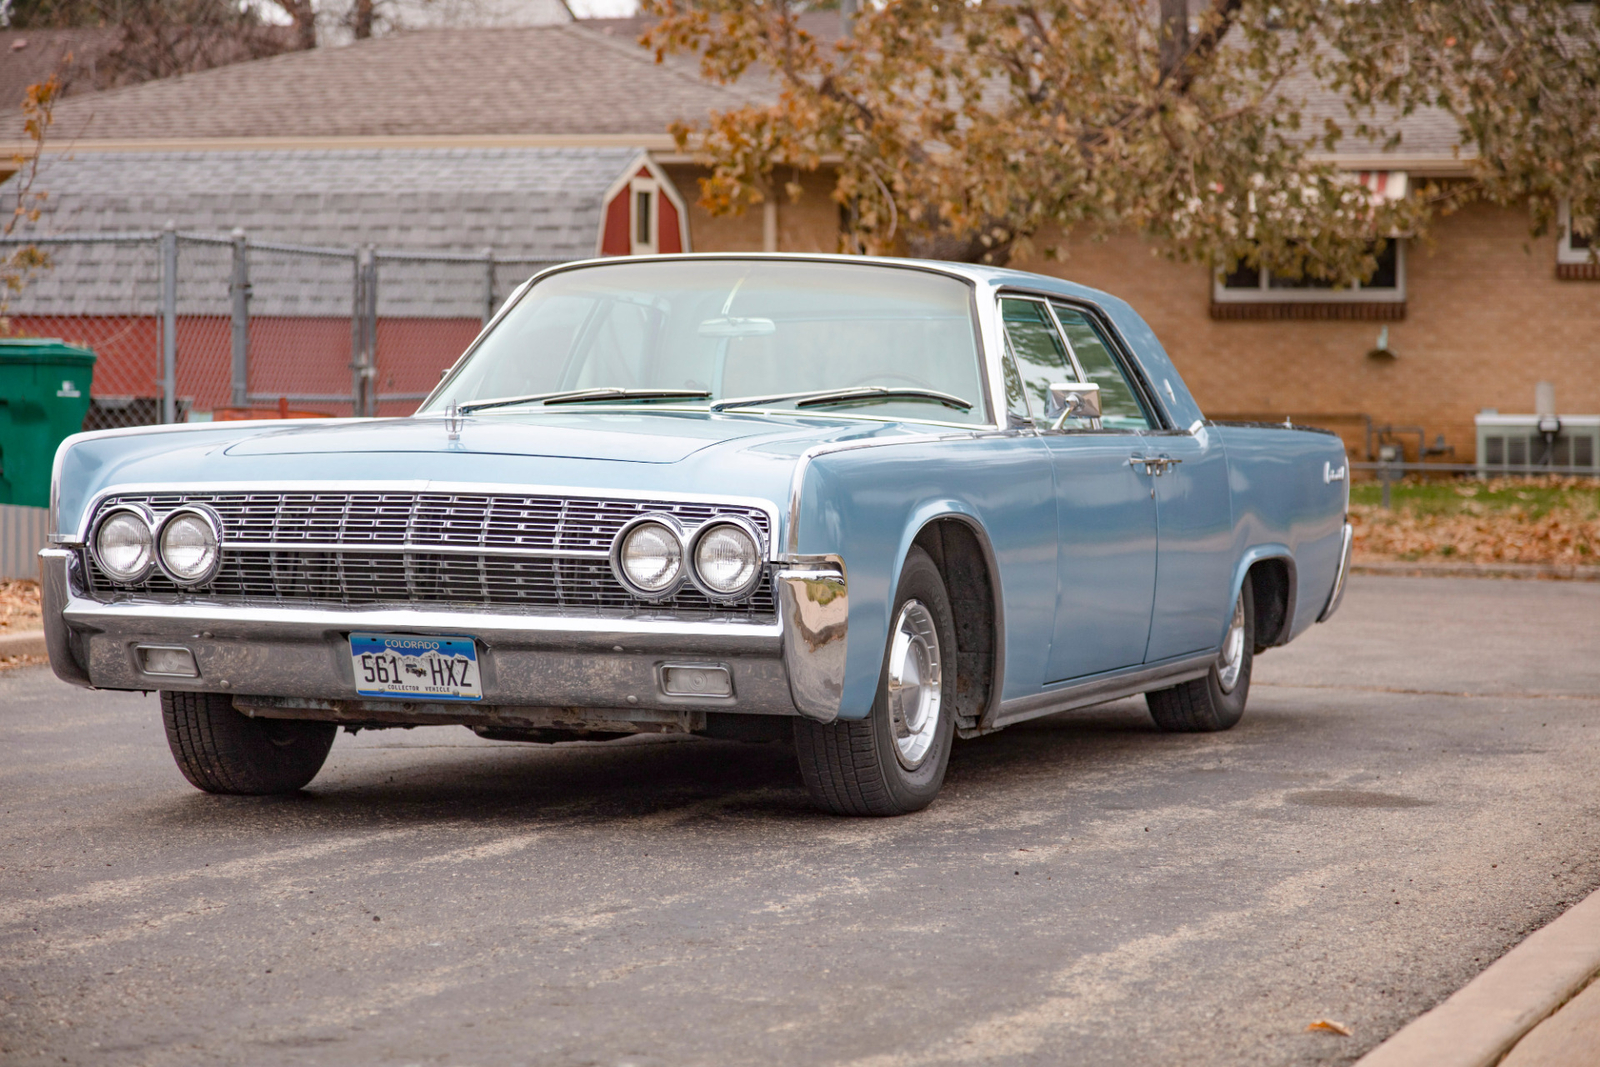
[42,255,1352,815]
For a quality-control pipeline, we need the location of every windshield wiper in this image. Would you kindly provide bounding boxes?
[458,388,709,414]
[714,387,972,414]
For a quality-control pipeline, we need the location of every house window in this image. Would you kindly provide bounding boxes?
[1557,199,1597,280]
[635,190,652,247]
[630,180,658,255]
[1212,241,1406,320]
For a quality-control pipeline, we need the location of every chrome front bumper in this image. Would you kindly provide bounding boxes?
[40,548,850,724]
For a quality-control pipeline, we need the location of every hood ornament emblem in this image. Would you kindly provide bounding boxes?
[445,401,463,441]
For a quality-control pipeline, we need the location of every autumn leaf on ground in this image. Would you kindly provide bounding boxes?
[1306,1019,1353,1036]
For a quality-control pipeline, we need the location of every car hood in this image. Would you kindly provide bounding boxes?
[53,411,948,542]
[220,412,777,464]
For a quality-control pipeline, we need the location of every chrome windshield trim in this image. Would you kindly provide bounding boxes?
[67,481,783,557]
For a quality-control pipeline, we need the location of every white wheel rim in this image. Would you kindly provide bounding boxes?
[1217,593,1246,694]
[888,599,943,770]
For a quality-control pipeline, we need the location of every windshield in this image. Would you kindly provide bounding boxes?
[421,259,989,426]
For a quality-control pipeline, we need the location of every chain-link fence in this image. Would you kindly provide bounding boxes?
[1,228,563,429]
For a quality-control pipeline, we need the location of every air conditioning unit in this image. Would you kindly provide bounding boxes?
[1475,413,1600,475]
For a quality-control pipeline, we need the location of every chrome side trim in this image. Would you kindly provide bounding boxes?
[1317,522,1355,624]
[38,549,92,688]
[991,652,1217,729]
[778,554,849,723]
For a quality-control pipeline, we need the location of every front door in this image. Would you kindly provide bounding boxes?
[999,297,1158,683]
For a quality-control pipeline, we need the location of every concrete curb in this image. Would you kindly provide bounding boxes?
[1354,886,1600,1067]
[0,630,46,658]
[1352,561,1600,581]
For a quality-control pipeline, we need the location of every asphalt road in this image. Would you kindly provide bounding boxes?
[4,575,1600,1067]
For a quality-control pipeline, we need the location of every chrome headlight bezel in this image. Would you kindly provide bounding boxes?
[89,503,157,585]
[610,514,687,600]
[154,505,224,587]
[686,515,766,602]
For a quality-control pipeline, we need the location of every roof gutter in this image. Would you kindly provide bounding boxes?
[0,132,679,155]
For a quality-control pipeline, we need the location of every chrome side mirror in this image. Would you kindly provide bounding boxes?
[1048,381,1101,429]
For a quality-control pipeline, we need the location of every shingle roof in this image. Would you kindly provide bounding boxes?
[42,24,768,142]
[2,146,640,316]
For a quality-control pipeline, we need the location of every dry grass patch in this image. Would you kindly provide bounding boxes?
[1351,477,1600,566]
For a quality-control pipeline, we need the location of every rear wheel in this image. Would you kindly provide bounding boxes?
[161,691,336,795]
[794,546,956,816]
[1146,573,1255,733]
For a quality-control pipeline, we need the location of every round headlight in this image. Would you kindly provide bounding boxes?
[156,507,222,586]
[615,519,683,597]
[93,506,154,583]
[690,520,762,599]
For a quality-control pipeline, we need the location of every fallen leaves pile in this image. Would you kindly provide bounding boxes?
[0,579,42,633]
[1351,478,1600,566]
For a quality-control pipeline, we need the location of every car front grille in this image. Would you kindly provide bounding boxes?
[81,490,776,619]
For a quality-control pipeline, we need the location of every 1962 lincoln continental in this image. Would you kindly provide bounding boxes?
[41,254,1352,815]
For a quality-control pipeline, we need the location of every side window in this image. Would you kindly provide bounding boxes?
[1050,305,1154,431]
[999,297,1076,429]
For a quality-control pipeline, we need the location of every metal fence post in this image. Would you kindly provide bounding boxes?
[349,249,364,417]
[482,248,495,325]
[229,228,252,408]
[349,246,378,417]
[363,248,378,417]
[160,224,177,424]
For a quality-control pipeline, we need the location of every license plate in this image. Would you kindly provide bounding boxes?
[349,633,482,701]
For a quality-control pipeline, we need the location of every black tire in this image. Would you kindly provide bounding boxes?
[161,691,336,795]
[794,546,957,816]
[1146,573,1255,733]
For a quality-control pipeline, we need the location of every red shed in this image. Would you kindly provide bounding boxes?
[597,154,691,257]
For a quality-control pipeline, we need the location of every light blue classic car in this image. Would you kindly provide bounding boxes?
[42,255,1351,815]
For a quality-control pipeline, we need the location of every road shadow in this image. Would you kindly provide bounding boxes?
[135,695,1304,836]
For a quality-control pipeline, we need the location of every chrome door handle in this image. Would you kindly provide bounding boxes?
[1131,455,1182,475]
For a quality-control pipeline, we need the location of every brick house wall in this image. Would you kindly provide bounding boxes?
[1012,201,1600,462]
[674,173,1600,464]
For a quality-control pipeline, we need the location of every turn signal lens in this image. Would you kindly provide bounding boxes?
[157,510,221,585]
[619,521,682,594]
[94,509,154,583]
[692,522,760,598]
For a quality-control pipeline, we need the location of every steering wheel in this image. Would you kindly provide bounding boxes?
[842,372,940,390]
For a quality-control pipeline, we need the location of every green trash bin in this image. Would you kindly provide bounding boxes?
[0,338,97,508]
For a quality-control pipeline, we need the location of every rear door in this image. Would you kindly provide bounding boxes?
[998,297,1158,683]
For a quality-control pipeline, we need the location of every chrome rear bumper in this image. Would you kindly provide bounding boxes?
[1317,522,1354,623]
[40,547,850,723]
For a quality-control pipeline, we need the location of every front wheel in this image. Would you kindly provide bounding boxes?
[794,546,956,816]
[161,691,336,795]
[1146,573,1255,733]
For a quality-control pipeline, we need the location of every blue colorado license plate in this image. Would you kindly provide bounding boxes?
[349,633,482,701]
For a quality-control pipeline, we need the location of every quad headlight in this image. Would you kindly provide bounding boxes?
[688,518,763,601]
[155,506,222,586]
[91,504,155,584]
[612,516,684,598]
